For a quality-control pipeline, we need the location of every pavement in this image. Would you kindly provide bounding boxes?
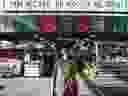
[0,78,53,96]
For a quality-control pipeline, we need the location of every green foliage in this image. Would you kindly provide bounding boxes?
[64,64,96,80]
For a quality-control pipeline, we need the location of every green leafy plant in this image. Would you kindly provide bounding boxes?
[64,64,96,80]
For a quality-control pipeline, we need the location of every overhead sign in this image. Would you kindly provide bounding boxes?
[0,0,128,15]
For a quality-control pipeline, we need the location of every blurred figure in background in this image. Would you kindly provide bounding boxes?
[0,16,16,32]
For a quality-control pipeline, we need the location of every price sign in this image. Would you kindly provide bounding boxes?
[0,0,111,11]
[0,0,127,15]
